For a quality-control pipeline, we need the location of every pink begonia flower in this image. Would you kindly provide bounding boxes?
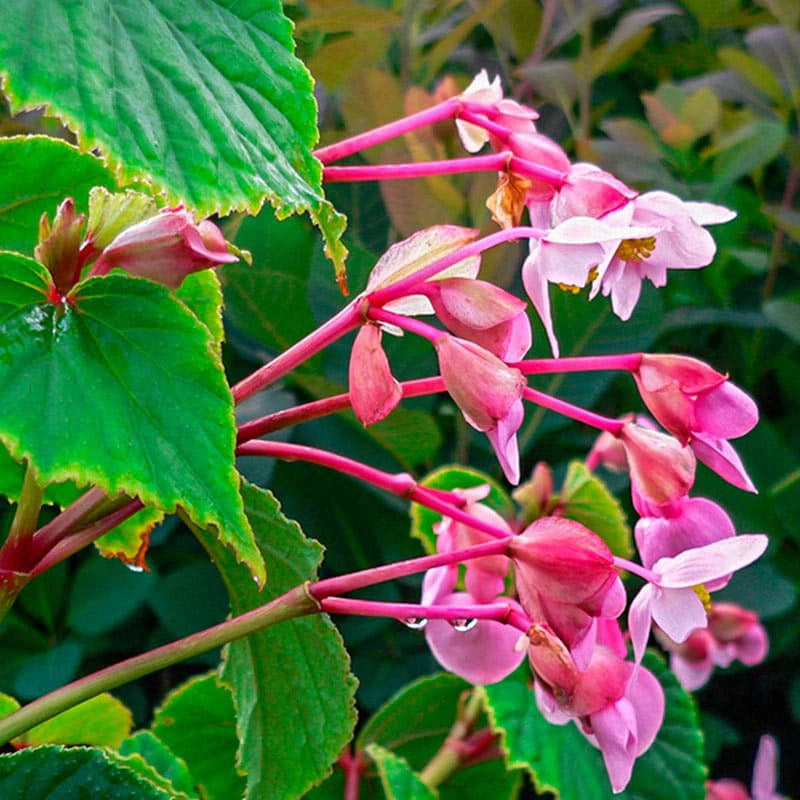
[421,566,526,685]
[632,354,758,491]
[628,534,768,666]
[455,70,538,153]
[509,517,625,661]
[522,217,658,357]
[618,422,696,507]
[426,277,532,360]
[92,207,237,288]
[532,624,664,794]
[593,191,736,321]
[435,335,526,483]
[706,735,786,800]
[658,602,769,691]
[348,324,402,426]
[433,484,512,603]
[634,496,737,590]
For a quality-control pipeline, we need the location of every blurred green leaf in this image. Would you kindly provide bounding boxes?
[717,47,784,103]
[710,119,786,186]
[12,640,83,700]
[763,298,800,343]
[15,693,132,748]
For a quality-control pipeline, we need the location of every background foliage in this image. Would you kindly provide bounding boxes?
[1,0,798,797]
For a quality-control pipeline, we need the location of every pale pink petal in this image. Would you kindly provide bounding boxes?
[656,535,768,588]
[421,565,457,605]
[521,243,560,357]
[424,592,527,684]
[671,651,714,691]
[683,201,737,226]
[751,735,779,800]
[629,584,655,665]
[736,624,769,666]
[651,587,707,643]
[606,260,645,321]
[691,433,757,492]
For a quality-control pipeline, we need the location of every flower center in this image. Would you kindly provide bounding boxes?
[691,583,711,612]
[557,265,600,294]
[614,236,657,263]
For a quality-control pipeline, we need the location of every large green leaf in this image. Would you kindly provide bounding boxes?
[0,745,176,799]
[0,136,117,255]
[0,0,346,277]
[193,482,358,800]
[0,254,264,583]
[483,654,705,800]
[151,672,245,800]
[118,731,198,799]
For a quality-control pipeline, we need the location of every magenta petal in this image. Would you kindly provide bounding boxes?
[424,593,526,684]
[670,651,714,691]
[690,432,757,492]
[693,381,758,439]
[751,735,779,800]
[486,399,523,484]
[589,701,638,793]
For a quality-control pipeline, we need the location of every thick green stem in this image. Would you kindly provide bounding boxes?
[0,583,318,745]
[419,689,486,787]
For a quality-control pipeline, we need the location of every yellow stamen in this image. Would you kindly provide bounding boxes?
[614,236,657,263]
[557,265,601,295]
[692,583,711,612]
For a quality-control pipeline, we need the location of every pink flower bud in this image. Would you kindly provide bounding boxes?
[92,207,238,288]
[618,422,696,506]
[434,335,525,431]
[35,198,86,294]
[348,324,402,426]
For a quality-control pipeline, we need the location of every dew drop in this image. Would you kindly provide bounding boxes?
[450,618,478,632]
[125,563,145,573]
[402,617,428,630]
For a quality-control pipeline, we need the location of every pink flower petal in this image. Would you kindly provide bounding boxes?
[690,433,757,492]
[628,584,655,665]
[651,587,707,643]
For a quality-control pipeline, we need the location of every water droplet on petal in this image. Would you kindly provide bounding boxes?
[125,564,144,573]
[402,617,428,630]
[450,618,478,632]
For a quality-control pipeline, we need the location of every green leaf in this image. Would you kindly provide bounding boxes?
[357,674,520,800]
[710,120,787,186]
[14,693,132,748]
[366,744,438,800]
[151,673,245,800]
[557,461,632,557]
[0,1,347,280]
[93,505,164,566]
[118,731,198,799]
[0,255,264,584]
[0,136,116,255]
[174,270,225,355]
[764,298,800,344]
[0,693,20,719]
[410,466,515,554]
[483,654,705,800]
[193,482,358,800]
[66,556,156,636]
[717,47,784,103]
[0,745,176,799]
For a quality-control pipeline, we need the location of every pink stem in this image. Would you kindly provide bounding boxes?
[313,98,461,164]
[30,500,144,577]
[367,226,544,308]
[339,749,362,800]
[231,301,363,403]
[523,386,625,435]
[322,152,566,188]
[613,556,655,583]
[236,376,446,443]
[366,307,444,342]
[321,597,529,631]
[514,353,642,375]
[236,440,510,540]
[457,109,512,142]
[311,538,512,600]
